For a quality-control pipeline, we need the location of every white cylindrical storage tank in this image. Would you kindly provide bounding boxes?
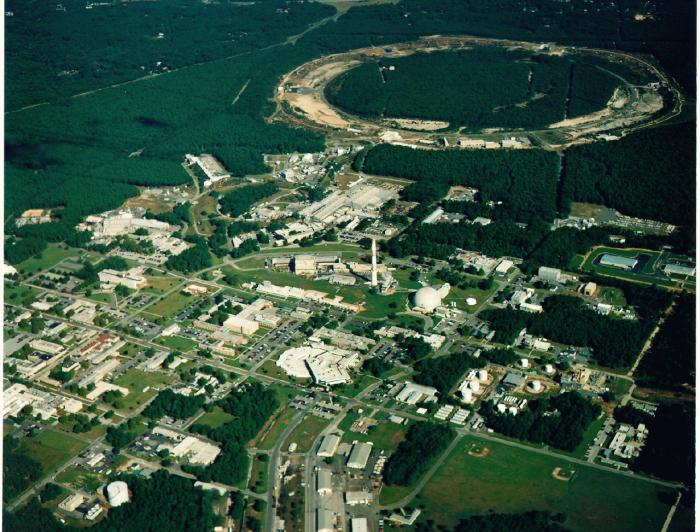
[461,388,472,402]
[497,403,506,413]
[508,406,518,415]
[478,369,488,382]
[544,364,555,374]
[520,358,530,368]
[106,481,130,507]
[530,380,542,392]
[469,380,480,392]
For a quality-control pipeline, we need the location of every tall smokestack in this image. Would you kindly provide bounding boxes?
[371,238,378,287]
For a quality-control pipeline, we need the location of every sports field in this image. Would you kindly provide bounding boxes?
[416,436,676,531]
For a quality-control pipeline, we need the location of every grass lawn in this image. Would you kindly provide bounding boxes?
[571,413,606,459]
[154,335,198,352]
[17,245,81,275]
[192,406,236,429]
[144,276,182,295]
[18,429,88,474]
[248,455,269,494]
[4,282,40,305]
[258,359,300,383]
[416,436,676,532]
[87,292,114,305]
[337,373,379,398]
[340,417,409,451]
[55,421,107,441]
[391,268,422,290]
[255,408,299,450]
[361,291,407,319]
[112,369,174,412]
[56,466,104,492]
[283,414,328,453]
[118,342,144,358]
[146,290,205,318]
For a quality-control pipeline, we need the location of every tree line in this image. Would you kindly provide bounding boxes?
[480,391,600,451]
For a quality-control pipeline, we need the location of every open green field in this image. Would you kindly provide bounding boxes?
[17,245,81,275]
[4,282,39,305]
[155,335,198,352]
[193,406,236,429]
[337,373,379,398]
[340,414,409,451]
[112,369,175,412]
[56,466,105,492]
[146,289,206,318]
[18,429,88,475]
[416,436,676,532]
[87,292,115,305]
[144,276,183,295]
[118,342,143,358]
[284,414,328,453]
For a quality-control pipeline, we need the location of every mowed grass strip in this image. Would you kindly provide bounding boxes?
[417,436,676,532]
[18,429,88,474]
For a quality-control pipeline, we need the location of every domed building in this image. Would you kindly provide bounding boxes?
[105,481,130,507]
[411,283,450,313]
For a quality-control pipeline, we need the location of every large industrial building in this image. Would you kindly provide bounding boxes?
[185,153,230,187]
[599,253,638,270]
[396,382,439,404]
[317,434,341,457]
[346,441,373,469]
[276,343,360,385]
[300,183,398,223]
[98,267,148,290]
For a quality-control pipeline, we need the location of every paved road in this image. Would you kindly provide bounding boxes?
[265,409,308,532]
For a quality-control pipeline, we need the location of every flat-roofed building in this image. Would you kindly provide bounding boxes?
[223,315,259,336]
[396,382,438,404]
[99,268,147,290]
[351,518,368,532]
[347,441,373,469]
[345,491,373,506]
[317,434,340,457]
[599,254,638,270]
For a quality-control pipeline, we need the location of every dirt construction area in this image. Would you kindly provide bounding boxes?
[273,34,682,151]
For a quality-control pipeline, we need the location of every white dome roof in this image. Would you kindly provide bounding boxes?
[106,481,130,507]
[413,287,443,311]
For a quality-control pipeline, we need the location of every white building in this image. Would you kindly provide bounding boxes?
[411,284,450,313]
[347,442,373,469]
[317,469,333,495]
[396,382,438,405]
[99,267,147,290]
[276,343,360,386]
[106,481,130,507]
[317,434,340,458]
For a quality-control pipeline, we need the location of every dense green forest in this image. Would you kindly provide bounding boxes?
[326,48,630,128]
[361,144,559,221]
[3,436,43,502]
[188,382,278,485]
[480,392,600,451]
[219,182,280,217]
[636,295,695,389]
[383,422,454,485]
[481,295,656,368]
[414,352,485,396]
[307,0,694,94]
[5,0,335,110]
[3,470,221,532]
[561,123,695,226]
[142,389,206,420]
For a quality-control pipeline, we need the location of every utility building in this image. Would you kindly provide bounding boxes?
[599,254,638,270]
[347,442,373,469]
